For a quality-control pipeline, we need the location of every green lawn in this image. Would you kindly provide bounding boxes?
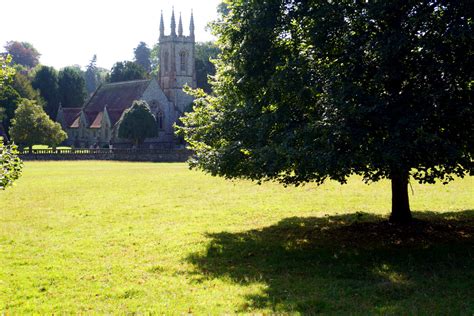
[0,161,473,314]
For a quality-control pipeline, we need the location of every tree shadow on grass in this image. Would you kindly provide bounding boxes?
[187,211,474,314]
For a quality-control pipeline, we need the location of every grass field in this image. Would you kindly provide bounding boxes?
[0,161,473,314]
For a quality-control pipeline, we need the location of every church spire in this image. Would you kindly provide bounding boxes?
[159,10,164,38]
[170,7,176,37]
[178,12,183,37]
[189,9,195,38]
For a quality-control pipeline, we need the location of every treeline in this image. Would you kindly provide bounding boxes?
[0,40,219,141]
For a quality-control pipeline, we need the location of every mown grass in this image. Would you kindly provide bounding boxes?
[0,161,472,314]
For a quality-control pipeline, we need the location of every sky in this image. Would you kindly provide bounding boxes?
[0,0,222,70]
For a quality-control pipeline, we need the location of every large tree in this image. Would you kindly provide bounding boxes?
[32,66,60,118]
[4,41,40,68]
[58,66,87,107]
[9,99,67,151]
[178,0,474,223]
[134,42,151,73]
[109,61,148,83]
[118,100,158,147]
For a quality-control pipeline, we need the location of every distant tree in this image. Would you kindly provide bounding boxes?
[118,100,158,147]
[32,66,60,118]
[0,55,15,88]
[9,99,67,151]
[11,72,44,106]
[134,42,151,73]
[94,66,108,90]
[109,61,148,83]
[195,42,220,93]
[4,41,40,68]
[58,66,87,107]
[150,43,160,75]
[178,0,474,224]
[85,54,99,95]
[0,85,21,134]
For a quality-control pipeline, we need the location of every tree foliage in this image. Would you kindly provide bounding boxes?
[109,61,148,83]
[4,41,40,68]
[195,42,220,93]
[178,0,474,223]
[150,43,160,75]
[134,42,152,73]
[0,55,22,189]
[11,72,44,106]
[58,66,87,107]
[32,66,60,118]
[9,99,67,150]
[0,137,22,190]
[118,100,158,146]
[85,54,99,95]
[0,55,15,88]
[0,85,21,134]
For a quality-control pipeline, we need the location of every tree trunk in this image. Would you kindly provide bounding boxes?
[389,170,412,224]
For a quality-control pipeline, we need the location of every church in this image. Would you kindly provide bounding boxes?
[57,10,196,148]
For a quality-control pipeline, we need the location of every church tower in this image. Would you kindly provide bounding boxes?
[159,8,196,113]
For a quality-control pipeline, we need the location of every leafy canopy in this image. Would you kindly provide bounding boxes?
[118,100,158,146]
[195,41,220,93]
[178,0,473,223]
[32,66,60,118]
[4,41,40,68]
[109,61,148,83]
[58,66,87,108]
[0,137,22,190]
[9,99,67,149]
[0,55,22,189]
[134,42,152,73]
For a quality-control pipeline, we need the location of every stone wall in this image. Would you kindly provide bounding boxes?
[20,148,192,162]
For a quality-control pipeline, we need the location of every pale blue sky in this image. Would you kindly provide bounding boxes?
[0,0,222,70]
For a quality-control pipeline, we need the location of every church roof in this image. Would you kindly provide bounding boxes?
[82,79,151,127]
[61,108,82,127]
[84,80,150,113]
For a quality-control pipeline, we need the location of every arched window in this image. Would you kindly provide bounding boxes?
[180,51,186,72]
[157,111,164,130]
[164,51,169,72]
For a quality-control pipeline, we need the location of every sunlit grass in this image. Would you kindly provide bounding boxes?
[0,161,472,313]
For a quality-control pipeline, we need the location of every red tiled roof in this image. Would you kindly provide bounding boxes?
[70,116,81,128]
[89,112,103,129]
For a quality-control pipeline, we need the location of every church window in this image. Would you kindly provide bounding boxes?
[180,51,187,72]
[164,52,169,72]
[157,111,164,130]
